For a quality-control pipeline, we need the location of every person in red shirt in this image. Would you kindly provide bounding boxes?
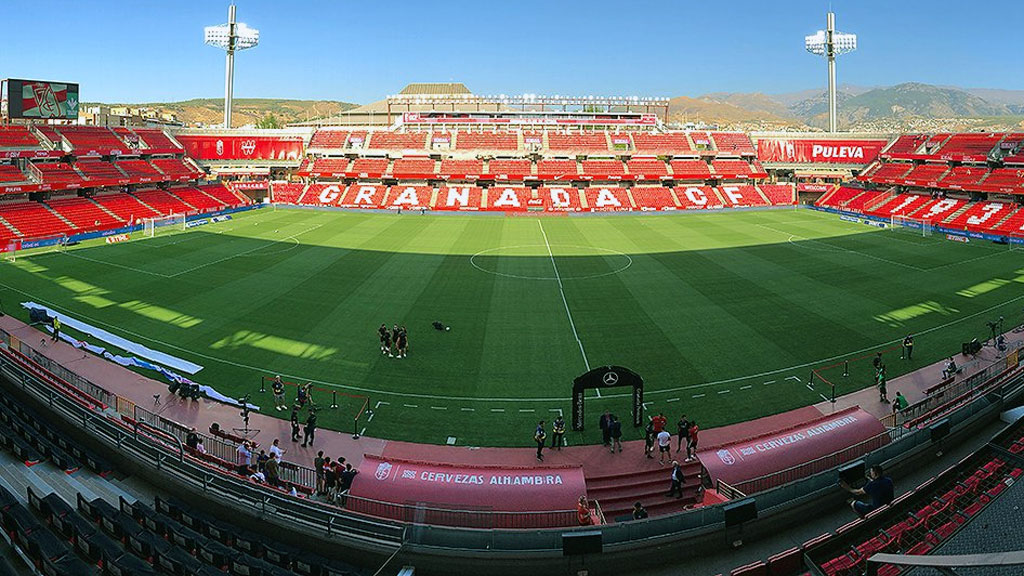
[576,496,593,526]
[651,413,667,434]
[686,421,700,462]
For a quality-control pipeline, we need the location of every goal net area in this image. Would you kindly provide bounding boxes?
[891,214,931,237]
[1,233,68,262]
[142,214,186,238]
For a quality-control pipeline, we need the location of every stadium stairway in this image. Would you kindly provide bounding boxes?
[940,201,973,225]
[41,204,77,232]
[0,216,20,238]
[586,458,704,521]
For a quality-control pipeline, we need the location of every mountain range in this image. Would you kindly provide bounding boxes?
[669,83,1024,131]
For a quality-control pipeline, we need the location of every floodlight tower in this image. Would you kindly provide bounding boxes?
[805,11,857,132]
[204,4,259,128]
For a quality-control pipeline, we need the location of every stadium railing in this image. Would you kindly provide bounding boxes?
[2,324,1024,564]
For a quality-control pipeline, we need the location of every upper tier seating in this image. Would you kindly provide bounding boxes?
[456,131,519,150]
[935,133,1002,158]
[711,159,756,178]
[884,134,928,155]
[368,132,427,149]
[434,186,484,210]
[583,187,631,211]
[711,132,756,155]
[133,189,193,215]
[345,130,369,148]
[581,159,625,177]
[133,128,182,149]
[439,159,484,177]
[151,158,202,179]
[350,157,389,176]
[111,127,142,149]
[0,126,40,148]
[981,168,1024,191]
[33,125,63,146]
[485,186,531,212]
[539,186,583,211]
[938,166,988,189]
[869,162,914,181]
[689,132,715,150]
[946,201,1015,232]
[271,183,306,204]
[902,163,949,185]
[75,160,124,182]
[487,159,532,179]
[923,133,951,153]
[759,184,795,205]
[675,185,722,209]
[116,160,164,181]
[33,162,85,185]
[991,207,1024,237]
[0,164,28,184]
[631,132,691,153]
[626,158,669,178]
[46,196,121,229]
[547,132,608,151]
[536,159,579,179]
[384,185,434,209]
[308,130,350,149]
[671,159,712,179]
[390,157,436,176]
[0,201,74,236]
[718,184,767,207]
[200,184,246,207]
[91,192,161,220]
[631,187,677,210]
[57,126,127,151]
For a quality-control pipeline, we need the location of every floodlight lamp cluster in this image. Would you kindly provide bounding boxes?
[804,30,858,56]
[204,22,260,50]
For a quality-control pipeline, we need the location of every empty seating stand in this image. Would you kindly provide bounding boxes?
[487,159,532,180]
[368,132,427,150]
[0,201,74,237]
[0,164,28,184]
[133,189,193,215]
[150,158,201,180]
[0,126,41,148]
[56,126,127,152]
[116,160,165,182]
[308,129,350,149]
[631,132,691,153]
[133,129,182,150]
[92,193,161,221]
[455,131,519,151]
[46,196,121,230]
[547,132,608,152]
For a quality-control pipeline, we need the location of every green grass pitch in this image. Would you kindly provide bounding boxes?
[1,207,1021,447]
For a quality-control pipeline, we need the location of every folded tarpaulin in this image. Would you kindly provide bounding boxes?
[22,302,203,374]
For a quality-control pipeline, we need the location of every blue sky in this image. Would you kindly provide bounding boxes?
[2,0,1021,104]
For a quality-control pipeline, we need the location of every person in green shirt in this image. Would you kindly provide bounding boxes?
[893,391,909,412]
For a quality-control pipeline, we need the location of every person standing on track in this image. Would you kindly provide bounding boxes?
[657,428,672,465]
[902,335,914,360]
[609,415,623,453]
[599,411,612,447]
[551,416,566,451]
[272,375,286,411]
[302,408,318,448]
[534,420,547,462]
[50,315,61,342]
[686,421,700,462]
[290,405,301,442]
[676,414,690,452]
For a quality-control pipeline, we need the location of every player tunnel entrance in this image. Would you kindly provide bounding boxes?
[571,365,644,431]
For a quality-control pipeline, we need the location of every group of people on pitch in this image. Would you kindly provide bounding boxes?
[378,323,409,358]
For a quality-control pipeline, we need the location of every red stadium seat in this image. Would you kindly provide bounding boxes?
[670,159,712,180]
[487,159,532,180]
[391,157,437,178]
[368,132,428,150]
[439,159,484,179]
[271,183,306,204]
[583,187,631,211]
[536,159,579,180]
[711,132,756,155]
[675,185,722,209]
[340,183,387,208]
[632,187,677,211]
[581,159,625,178]
[456,131,519,151]
[92,192,161,221]
[631,132,692,153]
[719,185,767,207]
[711,159,756,178]
[308,130,350,149]
[384,185,433,210]
[349,157,388,177]
[46,196,121,230]
[434,186,483,211]
[758,184,795,206]
[0,126,41,148]
[626,158,669,179]
[0,164,29,184]
[539,187,582,211]
[547,132,609,152]
[484,186,531,212]
[730,560,767,576]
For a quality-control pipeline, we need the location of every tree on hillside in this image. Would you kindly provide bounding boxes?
[256,113,282,129]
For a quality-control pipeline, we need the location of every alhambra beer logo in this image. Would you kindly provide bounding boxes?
[241,140,257,155]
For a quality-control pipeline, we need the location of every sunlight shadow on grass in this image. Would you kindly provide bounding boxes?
[874,300,959,327]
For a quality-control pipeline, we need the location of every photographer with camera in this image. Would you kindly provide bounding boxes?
[841,465,894,518]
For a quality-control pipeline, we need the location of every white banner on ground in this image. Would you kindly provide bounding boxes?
[20,302,204,374]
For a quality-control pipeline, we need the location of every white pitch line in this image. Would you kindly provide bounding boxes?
[717,390,731,395]
[538,220,590,372]
[692,394,705,399]
[518,409,536,413]
[819,393,831,402]
[460,407,475,412]
[166,223,324,278]
[491,408,505,413]
[763,380,775,385]
[549,409,564,416]
[740,385,752,390]
[403,404,418,408]
[430,406,447,411]
[60,251,172,278]
[666,397,680,403]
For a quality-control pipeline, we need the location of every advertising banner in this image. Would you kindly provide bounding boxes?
[758,139,888,164]
[176,135,304,161]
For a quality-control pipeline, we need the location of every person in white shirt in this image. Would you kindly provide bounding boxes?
[657,429,672,465]
[269,438,285,461]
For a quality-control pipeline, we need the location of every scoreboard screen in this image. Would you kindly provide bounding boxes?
[4,79,79,119]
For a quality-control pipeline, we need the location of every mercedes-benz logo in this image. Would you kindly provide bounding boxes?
[602,372,619,386]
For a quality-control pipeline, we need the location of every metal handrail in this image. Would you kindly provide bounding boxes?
[867,551,1024,575]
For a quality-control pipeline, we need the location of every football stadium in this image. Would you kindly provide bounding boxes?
[1,3,1023,576]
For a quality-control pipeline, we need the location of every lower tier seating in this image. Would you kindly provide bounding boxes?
[46,196,122,230]
[133,189,195,215]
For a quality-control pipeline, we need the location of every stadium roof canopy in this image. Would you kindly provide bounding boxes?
[398,82,471,95]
